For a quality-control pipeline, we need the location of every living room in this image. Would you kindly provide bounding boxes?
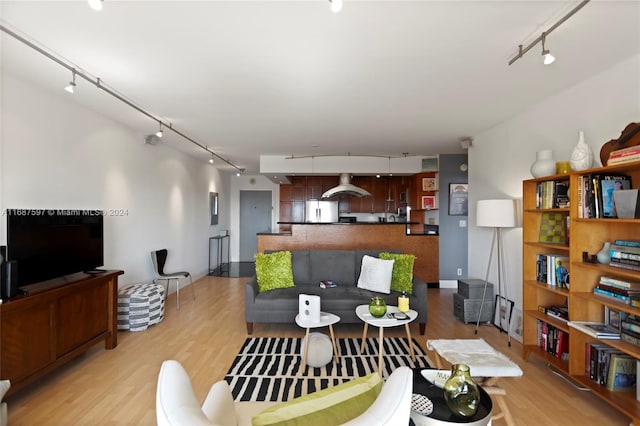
[1,1,640,425]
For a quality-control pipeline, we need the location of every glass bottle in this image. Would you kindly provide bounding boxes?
[443,364,480,417]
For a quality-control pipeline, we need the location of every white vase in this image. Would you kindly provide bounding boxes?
[569,131,594,171]
[597,241,611,265]
[530,150,556,178]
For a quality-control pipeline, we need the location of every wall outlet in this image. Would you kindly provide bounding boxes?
[457,268,463,276]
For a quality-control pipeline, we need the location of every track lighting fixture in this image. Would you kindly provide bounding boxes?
[64,70,76,94]
[209,154,214,164]
[541,32,555,65]
[88,0,103,11]
[1,23,246,174]
[508,0,589,66]
[329,0,342,13]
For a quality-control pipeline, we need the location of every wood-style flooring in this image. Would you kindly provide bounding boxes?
[5,276,631,425]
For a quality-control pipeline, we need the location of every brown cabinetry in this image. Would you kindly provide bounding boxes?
[1,270,123,396]
[522,161,640,423]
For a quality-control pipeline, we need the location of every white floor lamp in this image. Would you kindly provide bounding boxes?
[474,199,518,346]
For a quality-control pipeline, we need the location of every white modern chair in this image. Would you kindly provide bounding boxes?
[150,249,194,310]
[156,360,412,426]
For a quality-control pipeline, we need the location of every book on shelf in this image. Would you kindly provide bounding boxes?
[535,180,569,209]
[600,275,640,289]
[581,174,632,218]
[606,353,637,392]
[538,305,569,321]
[538,212,567,245]
[609,144,640,158]
[568,321,621,339]
[608,154,640,165]
[537,320,568,359]
[598,282,640,297]
[610,258,640,272]
[594,286,631,304]
[614,239,640,248]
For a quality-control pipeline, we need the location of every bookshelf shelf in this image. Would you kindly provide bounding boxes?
[523,162,640,424]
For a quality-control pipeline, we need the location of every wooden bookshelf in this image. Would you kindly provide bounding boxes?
[523,162,640,424]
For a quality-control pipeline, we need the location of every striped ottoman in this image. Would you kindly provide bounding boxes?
[117,283,165,331]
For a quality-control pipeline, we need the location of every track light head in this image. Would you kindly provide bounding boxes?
[144,134,160,145]
[64,81,76,94]
[330,0,343,13]
[209,157,214,164]
[156,123,163,138]
[88,0,103,11]
[541,32,555,65]
[542,50,555,65]
[65,70,76,93]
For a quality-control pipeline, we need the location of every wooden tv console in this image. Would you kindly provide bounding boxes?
[0,270,123,396]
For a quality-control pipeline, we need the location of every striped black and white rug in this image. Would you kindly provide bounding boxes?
[224,337,430,402]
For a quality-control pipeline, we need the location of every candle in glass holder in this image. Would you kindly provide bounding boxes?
[398,292,409,312]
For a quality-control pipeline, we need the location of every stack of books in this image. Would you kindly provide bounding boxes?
[536,180,569,209]
[609,240,640,274]
[608,145,640,166]
[536,254,570,288]
[585,342,636,391]
[538,304,569,322]
[621,314,640,347]
[537,319,569,359]
[577,174,632,218]
[594,275,640,305]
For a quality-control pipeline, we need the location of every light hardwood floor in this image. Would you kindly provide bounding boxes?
[6,276,631,425]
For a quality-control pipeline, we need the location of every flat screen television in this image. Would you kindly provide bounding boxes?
[6,209,104,287]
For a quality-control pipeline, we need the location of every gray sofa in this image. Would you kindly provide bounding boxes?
[245,249,427,335]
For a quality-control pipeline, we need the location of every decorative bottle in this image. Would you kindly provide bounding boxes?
[597,242,611,265]
[398,291,409,312]
[569,131,594,171]
[530,150,556,178]
[443,364,480,418]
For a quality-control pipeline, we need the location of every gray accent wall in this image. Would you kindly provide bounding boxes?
[438,154,469,280]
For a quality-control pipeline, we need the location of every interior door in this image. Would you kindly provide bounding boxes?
[240,190,272,262]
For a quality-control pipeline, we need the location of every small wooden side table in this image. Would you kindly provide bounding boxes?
[295,312,341,368]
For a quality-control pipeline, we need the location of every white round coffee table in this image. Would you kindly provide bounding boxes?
[295,312,341,367]
[355,304,417,376]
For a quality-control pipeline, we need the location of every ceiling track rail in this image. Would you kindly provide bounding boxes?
[0,22,244,173]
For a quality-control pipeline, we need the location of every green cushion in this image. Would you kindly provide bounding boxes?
[379,252,415,293]
[255,251,295,293]
[251,373,382,426]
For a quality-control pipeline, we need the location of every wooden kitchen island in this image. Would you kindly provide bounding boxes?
[258,223,439,283]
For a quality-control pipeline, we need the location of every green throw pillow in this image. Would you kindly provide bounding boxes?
[252,373,382,426]
[379,252,415,294]
[255,251,295,293]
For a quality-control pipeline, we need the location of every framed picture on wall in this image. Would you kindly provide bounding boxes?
[422,177,438,191]
[448,183,468,216]
[421,195,436,210]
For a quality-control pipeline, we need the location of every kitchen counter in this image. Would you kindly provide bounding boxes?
[257,223,439,283]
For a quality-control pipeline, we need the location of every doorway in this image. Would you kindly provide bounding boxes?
[239,190,272,262]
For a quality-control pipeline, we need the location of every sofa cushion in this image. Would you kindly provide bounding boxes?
[379,252,416,294]
[255,251,295,293]
[356,255,394,294]
[252,372,382,426]
[309,250,356,286]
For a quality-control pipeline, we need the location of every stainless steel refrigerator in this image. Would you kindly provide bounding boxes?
[305,200,339,223]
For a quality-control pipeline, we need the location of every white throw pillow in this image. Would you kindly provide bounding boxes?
[357,255,394,294]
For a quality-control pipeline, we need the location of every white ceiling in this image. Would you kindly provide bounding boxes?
[1,1,639,175]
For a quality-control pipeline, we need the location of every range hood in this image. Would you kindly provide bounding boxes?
[322,173,372,198]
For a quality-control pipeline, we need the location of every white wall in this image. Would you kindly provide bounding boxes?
[468,54,640,326]
[0,74,231,288]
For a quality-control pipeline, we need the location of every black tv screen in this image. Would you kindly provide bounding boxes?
[6,209,104,287]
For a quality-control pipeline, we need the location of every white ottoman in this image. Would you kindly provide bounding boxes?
[301,332,333,367]
[117,283,165,331]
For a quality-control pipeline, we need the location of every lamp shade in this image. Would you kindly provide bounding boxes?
[476,199,517,228]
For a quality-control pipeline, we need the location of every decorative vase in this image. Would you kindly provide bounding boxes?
[569,131,594,171]
[369,296,387,318]
[530,150,556,178]
[597,242,611,265]
[443,364,480,418]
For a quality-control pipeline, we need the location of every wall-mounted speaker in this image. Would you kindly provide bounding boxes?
[1,260,18,300]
